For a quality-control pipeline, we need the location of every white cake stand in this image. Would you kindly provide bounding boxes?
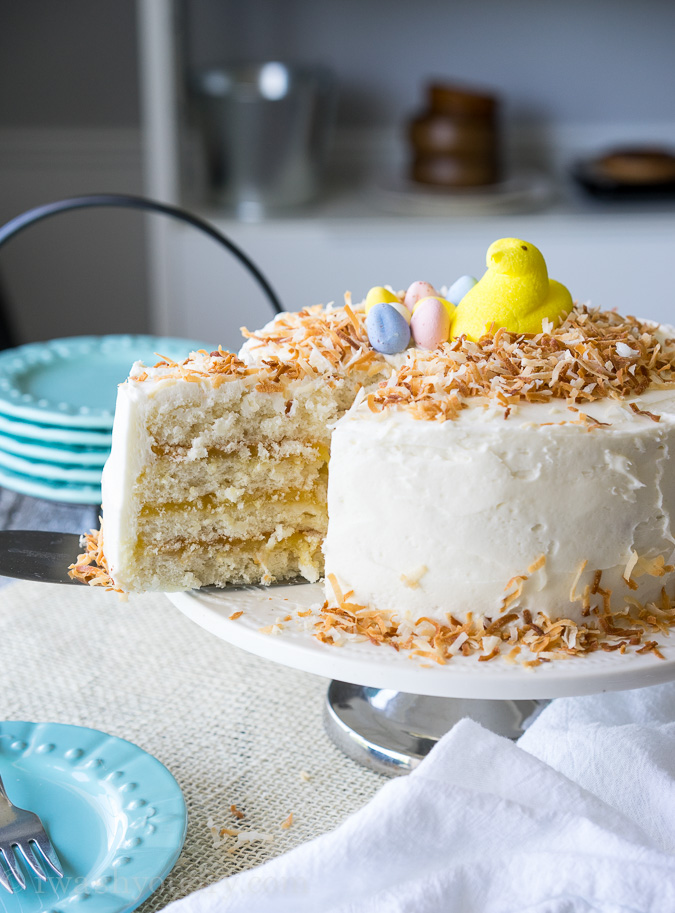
[168,582,675,775]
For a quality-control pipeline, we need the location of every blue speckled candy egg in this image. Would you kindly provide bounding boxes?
[447,275,478,305]
[366,302,411,354]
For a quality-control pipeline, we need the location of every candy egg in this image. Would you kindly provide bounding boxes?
[386,300,412,325]
[447,275,478,305]
[413,295,456,322]
[410,297,451,349]
[366,302,411,354]
[404,280,437,313]
[365,286,399,314]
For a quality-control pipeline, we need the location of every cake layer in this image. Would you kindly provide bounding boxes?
[137,486,327,544]
[324,387,675,626]
[144,385,334,448]
[138,444,327,503]
[118,530,324,591]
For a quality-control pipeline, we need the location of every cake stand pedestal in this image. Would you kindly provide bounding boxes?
[323,682,541,775]
[168,583,675,776]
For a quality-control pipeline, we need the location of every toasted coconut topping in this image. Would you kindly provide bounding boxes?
[68,526,123,595]
[125,304,394,391]
[367,305,675,421]
[131,347,320,391]
[527,554,547,573]
[316,556,675,664]
[241,303,385,380]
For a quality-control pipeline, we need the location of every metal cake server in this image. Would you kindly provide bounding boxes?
[0,530,82,585]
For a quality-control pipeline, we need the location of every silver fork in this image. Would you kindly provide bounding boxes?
[0,773,63,893]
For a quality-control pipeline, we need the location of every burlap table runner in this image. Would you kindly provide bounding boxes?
[0,581,385,909]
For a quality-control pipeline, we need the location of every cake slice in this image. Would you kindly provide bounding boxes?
[89,302,395,592]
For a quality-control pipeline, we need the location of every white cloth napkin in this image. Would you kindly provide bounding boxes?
[164,682,675,913]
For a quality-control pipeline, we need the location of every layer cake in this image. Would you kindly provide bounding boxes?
[72,240,675,662]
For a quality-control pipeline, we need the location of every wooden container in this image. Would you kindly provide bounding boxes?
[408,82,501,188]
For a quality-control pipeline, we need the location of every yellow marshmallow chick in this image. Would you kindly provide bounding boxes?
[450,238,573,341]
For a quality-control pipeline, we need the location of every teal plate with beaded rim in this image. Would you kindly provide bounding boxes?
[0,415,112,449]
[0,722,187,913]
[0,466,101,505]
[0,336,212,429]
[0,450,103,485]
[0,433,108,468]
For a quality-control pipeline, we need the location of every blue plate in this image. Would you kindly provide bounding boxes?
[0,722,187,913]
[0,416,112,449]
[0,433,108,468]
[0,450,103,485]
[0,465,101,505]
[0,336,211,429]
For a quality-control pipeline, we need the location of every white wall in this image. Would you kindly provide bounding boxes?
[185,0,675,129]
[0,0,148,345]
[0,128,148,344]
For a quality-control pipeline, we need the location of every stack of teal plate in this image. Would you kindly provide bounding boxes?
[0,335,211,504]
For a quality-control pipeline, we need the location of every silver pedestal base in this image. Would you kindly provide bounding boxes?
[324,681,543,776]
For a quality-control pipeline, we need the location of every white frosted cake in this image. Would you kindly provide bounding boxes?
[73,238,675,663]
[325,336,675,628]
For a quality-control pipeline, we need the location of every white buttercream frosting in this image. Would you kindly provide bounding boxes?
[324,387,675,625]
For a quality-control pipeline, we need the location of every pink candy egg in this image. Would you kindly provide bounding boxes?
[404,280,437,313]
[410,297,451,349]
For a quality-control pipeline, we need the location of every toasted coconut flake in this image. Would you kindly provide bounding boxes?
[400,565,428,588]
[327,573,344,606]
[623,550,639,586]
[259,623,283,635]
[484,612,519,635]
[630,402,661,422]
[241,303,390,386]
[569,560,588,602]
[478,645,500,662]
[365,305,675,423]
